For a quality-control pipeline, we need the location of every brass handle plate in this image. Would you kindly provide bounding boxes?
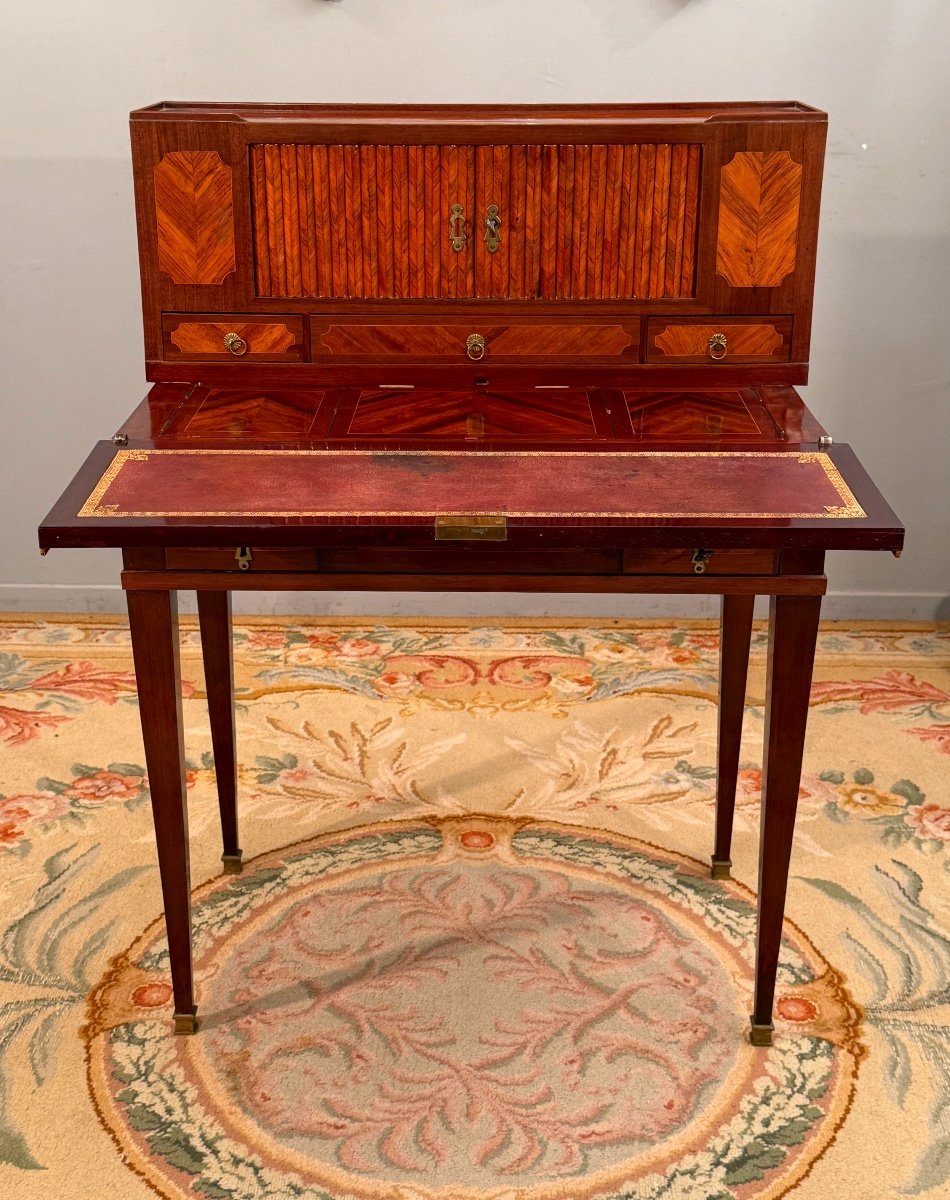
[435,515,507,541]
[449,203,467,252]
[485,204,501,253]
[235,546,253,571]
[466,333,486,361]
[691,549,713,574]
[223,331,248,356]
[708,332,728,361]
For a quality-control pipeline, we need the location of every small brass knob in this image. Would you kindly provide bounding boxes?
[466,333,486,361]
[223,331,248,356]
[708,333,728,361]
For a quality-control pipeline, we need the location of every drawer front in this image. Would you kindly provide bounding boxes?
[623,549,778,575]
[321,548,622,575]
[163,314,306,361]
[164,547,317,572]
[646,318,792,364]
[311,319,639,364]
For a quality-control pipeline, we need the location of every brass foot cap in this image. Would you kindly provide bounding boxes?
[173,1009,199,1035]
[710,858,732,880]
[749,1020,774,1047]
[221,851,244,875]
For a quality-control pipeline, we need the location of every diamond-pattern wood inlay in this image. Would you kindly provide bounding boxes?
[716,151,802,288]
[154,151,236,285]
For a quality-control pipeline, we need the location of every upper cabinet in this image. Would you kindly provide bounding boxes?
[130,102,826,384]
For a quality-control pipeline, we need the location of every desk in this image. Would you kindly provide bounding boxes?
[40,433,902,1043]
[40,99,903,1044]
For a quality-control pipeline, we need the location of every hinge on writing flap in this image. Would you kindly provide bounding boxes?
[435,516,507,541]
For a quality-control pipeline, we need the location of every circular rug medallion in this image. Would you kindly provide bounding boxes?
[85,817,864,1200]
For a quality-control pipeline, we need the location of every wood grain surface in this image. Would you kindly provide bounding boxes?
[154,150,236,285]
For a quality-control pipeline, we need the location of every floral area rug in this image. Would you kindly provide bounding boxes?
[0,614,948,1200]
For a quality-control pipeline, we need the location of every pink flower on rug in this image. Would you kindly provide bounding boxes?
[810,671,949,715]
[305,632,340,646]
[0,704,70,746]
[0,820,24,846]
[907,724,950,755]
[131,982,173,1008]
[286,646,334,666]
[66,770,144,804]
[904,803,950,842]
[735,769,763,806]
[245,630,286,650]
[732,771,836,812]
[0,792,70,824]
[836,785,904,819]
[375,670,415,694]
[335,638,382,658]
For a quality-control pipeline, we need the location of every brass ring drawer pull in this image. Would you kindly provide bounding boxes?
[466,333,486,361]
[708,332,728,360]
[223,332,248,356]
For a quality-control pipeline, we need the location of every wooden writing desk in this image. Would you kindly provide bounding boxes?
[39,103,903,1045]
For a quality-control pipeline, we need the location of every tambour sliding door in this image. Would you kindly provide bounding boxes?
[251,143,475,300]
[249,139,702,302]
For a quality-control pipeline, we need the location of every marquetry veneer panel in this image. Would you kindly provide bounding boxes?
[646,318,793,363]
[716,151,803,288]
[338,387,599,441]
[153,151,236,285]
[163,314,305,361]
[311,320,637,363]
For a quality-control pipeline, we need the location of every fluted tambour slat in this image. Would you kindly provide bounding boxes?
[249,142,701,299]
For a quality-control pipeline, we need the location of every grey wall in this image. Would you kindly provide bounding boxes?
[3,0,948,619]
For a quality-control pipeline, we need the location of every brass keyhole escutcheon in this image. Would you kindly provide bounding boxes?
[466,333,486,361]
[691,549,713,574]
[223,332,248,356]
[449,203,467,252]
[485,204,501,253]
[708,333,728,361]
[235,547,253,571]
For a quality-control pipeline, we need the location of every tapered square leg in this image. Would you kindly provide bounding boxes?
[751,594,821,1043]
[197,591,241,873]
[127,589,197,1033]
[712,593,755,880]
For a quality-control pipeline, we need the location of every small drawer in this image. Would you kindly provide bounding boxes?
[623,549,777,575]
[162,314,305,361]
[646,318,792,364]
[321,548,622,575]
[311,319,639,365]
[164,547,317,572]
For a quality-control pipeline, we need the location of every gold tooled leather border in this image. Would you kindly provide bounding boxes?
[78,448,866,520]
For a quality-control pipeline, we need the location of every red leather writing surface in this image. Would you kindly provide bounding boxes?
[79,449,865,522]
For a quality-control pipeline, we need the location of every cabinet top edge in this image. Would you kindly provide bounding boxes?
[130,100,827,124]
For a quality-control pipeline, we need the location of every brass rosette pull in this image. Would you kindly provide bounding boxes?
[466,333,486,361]
[708,333,728,361]
[223,332,249,356]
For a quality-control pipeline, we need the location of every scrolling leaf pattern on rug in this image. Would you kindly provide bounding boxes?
[0,652,137,746]
[800,861,950,1193]
[0,843,151,1169]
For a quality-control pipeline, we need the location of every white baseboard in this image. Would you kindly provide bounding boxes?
[0,583,945,621]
